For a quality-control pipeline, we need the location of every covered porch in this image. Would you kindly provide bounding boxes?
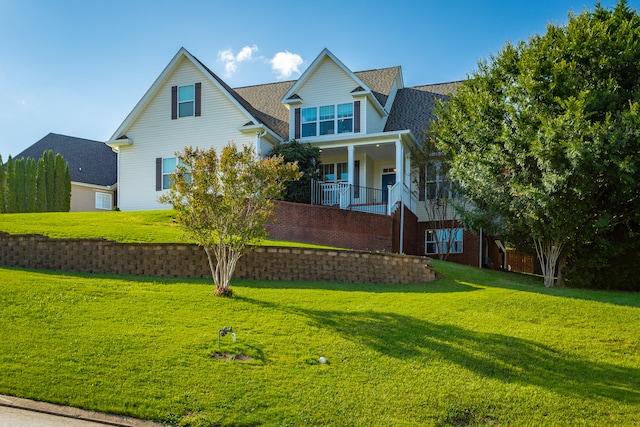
[309,132,416,216]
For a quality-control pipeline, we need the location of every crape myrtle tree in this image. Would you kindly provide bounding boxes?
[160,143,300,296]
[411,135,467,261]
[432,0,640,288]
[268,140,321,204]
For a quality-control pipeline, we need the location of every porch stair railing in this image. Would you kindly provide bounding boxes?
[387,182,416,215]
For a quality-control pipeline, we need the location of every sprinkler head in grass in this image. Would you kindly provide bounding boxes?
[218,326,236,348]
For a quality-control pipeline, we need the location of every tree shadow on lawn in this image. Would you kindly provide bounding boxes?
[235,278,481,294]
[431,261,640,308]
[239,295,639,404]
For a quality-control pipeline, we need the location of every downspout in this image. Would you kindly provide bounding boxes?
[399,198,404,254]
[255,129,267,158]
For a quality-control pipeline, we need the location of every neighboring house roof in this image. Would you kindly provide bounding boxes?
[385,81,463,140]
[14,133,117,187]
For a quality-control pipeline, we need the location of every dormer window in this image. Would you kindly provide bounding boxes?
[300,103,354,137]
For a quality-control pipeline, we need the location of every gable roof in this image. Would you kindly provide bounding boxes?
[280,48,388,114]
[384,81,463,139]
[109,47,459,144]
[109,47,282,142]
[232,66,401,141]
[14,133,117,187]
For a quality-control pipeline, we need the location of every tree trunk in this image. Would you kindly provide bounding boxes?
[533,237,564,288]
[556,252,567,287]
[204,244,241,296]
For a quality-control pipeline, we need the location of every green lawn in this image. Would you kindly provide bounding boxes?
[0,210,333,248]
[0,261,638,426]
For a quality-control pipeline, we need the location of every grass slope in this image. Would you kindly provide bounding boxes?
[0,210,333,248]
[1,262,639,426]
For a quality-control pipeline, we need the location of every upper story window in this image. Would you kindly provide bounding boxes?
[419,162,456,201]
[300,103,353,137]
[178,85,194,117]
[171,83,201,120]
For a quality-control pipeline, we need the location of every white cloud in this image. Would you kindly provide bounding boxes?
[218,45,259,76]
[270,51,303,80]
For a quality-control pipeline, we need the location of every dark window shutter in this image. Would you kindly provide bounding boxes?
[171,86,177,120]
[354,101,361,133]
[354,160,360,198]
[156,158,162,191]
[294,108,301,139]
[194,82,202,117]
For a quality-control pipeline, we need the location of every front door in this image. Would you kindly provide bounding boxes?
[381,173,396,203]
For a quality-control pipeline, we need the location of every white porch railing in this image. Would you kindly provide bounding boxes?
[317,182,350,206]
[311,180,416,217]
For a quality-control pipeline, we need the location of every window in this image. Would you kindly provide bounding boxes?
[425,229,463,255]
[95,192,112,210]
[178,85,194,117]
[336,162,348,181]
[337,103,353,133]
[319,105,335,135]
[322,162,348,183]
[301,107,317,137]
[420,162,453,201]
[162,157,177,190]
[322,164,335,182]
[300,103,353,137]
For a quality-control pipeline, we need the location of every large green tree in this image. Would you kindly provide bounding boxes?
[268,140,321,204]
[160,143,300,296]
[433,0,640,288]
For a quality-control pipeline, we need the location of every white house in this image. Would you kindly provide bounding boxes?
[106,47,493,262]
[107,47,457,213]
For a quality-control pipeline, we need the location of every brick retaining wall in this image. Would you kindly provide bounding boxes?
[266,201,396,253]
[0,233,435,284]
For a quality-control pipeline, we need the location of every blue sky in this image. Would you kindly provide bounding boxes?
[0,0,636,156]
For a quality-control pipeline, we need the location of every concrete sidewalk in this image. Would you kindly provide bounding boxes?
[0,395,166,427]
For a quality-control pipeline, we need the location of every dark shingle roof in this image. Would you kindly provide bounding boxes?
[234,80,295,140]
[384,81,463,139]
[14,133,117,187]
[354,66,401,107]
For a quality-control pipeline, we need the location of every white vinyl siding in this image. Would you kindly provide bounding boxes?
[117,57,256,211]
[291,57,361,138]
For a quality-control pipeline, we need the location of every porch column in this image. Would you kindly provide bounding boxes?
[347,145,355,187]
[395,138,404,187]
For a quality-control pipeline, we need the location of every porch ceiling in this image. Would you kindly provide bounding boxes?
[319,142,396,162]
